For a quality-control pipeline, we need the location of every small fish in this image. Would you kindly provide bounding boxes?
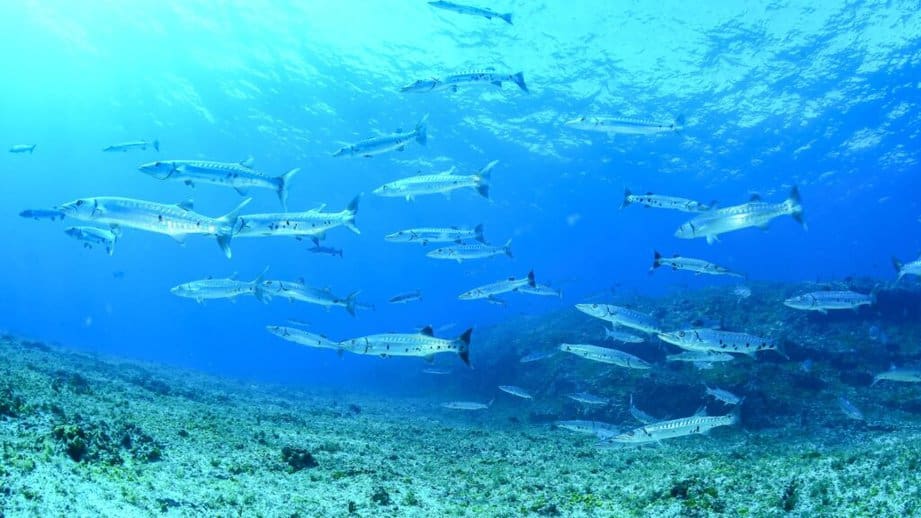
[498,385,533,399]
[340,326,472,366]
[427,239,512,262]
[872,367,921,386]
[9,144,36,154]
[568,392,608,406]
[441,400,491,411]
[385,224,485,245]
[837,396,865,421]
[308,245,344,258]
[666,351,735,363]
[733,285,752,301]
[518,284,563,299]
[603,327,645,344]
[171,269,270,304]
[893,255,921,281]
[657,329,781,358]
[57,196,249,259]
[374,161,496,201]
[19,209,65,221]
[401,70,526,93]
[428,0,512,24]
[704,386,743,406]
[389,290,423,304]
[64,226,119,256]
[558,343,651,369]
[422,368,452,375]
[651,251,744,278]
[629,395,661,425]
[519,350,557,363]
[459,270,536,300]
[554,420,619,439]
[266,326,344,352]
[611,408,739,445]
[784,290,874,314]
[333,115,427,158]
[103,139,159,152]
[565,115,685,136]
[674,187,805,244]
[575,304,663,334]
[621,189,711,212]
[138,157,299,210]
[261,280,359,316]
[234,195,360,239]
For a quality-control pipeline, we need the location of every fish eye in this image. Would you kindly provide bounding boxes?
[591,304,598,309]
[678,331,686,337]
[75,200,85,206]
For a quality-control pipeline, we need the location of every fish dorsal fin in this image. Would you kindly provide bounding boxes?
[749,193,762,202]
[177,199,194,211]
[437,166,456,176]
[240,156,255,168]
[507,276,516,281]
[309,203,327,213]
[420,325,434,337]
[297,277,306,285]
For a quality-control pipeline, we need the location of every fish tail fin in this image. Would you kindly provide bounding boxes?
[504,239,513,258]
[344,291,360,316]
[474,223,486,243]
[674,114,686,129]
[728,405,742,425]
[415,114,429,145]
[501,12,513,24]
[345,194,361,234]
[153,139,160,152]
[512,72,527,92]
[276,168,301,211]
[892,256,904,280]
[252,267,271,303]
[107,241,115,256]
[456,328,473,367]
[788,186,806,230]
[651,250,662,272]
[527,269,536,288]
[29,145,35,154]
[216,197,252,259]
[621,188,632,209]
[476,160,498,199]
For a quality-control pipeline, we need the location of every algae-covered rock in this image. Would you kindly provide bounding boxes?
[281,446,318,472]
[51,419,163,465]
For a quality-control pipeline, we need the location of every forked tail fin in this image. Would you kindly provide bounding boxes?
[788,186,806,230]
[512,72,527,92]
[500,12,513,25]
[215,198,252,259]
[415,114,429,145]
[456,328,473,367]
[343,291,360,317]
[276,168,301,211]
[344,194,361,234]
[621,188,632,209]
[476,160,498,199]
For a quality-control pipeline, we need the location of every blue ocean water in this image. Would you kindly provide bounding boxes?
[1,1,919,389]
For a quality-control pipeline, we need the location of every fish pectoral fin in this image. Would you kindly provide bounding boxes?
[239,156,255,168]
[491,81,502,87]
[705,234,719,244]
[184,180,195,188]
[234,186,249,196]
[423,355,435,364]
[169,234,189,246]
[397,145,405,152]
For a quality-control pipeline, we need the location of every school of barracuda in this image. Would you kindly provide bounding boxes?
[15,0,921,448]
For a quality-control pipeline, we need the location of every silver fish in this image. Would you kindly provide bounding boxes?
[373,161,496,201]
[64,226,119,256]
[103,139,158,152]
[234,196,360,239]
[426,239,512,262]
[428,0,512,24]
[612,408,739,444]
[441,400,491,410]
[261,279,359,316]
[519,350,557,363]
[565,115,685,135]
[554,420,619,439]
[575,304,663,334]
[568,392,608,405]
[422,368,452,375]
[837,396,865,421]
[604,327,645,344]
[459,270,535,300]
[9,144,36,154]
[341,326,472,366]
[20,209,65,221]
[308,245,343,258]
[872,367,921,386]
[621,189,711,212]
[893,255,921,281]
[56,197,248,259]
[138,157,299,210]
[385,224,485,245]
[657,329,780,358]
[389,290,423,304]
[558,343,651,369]
[401,70,526,93]
[333,115,427,158]
[704,386,743,406]
[172,269,269,304]
[666,351,735,363]
[518,283,563,299]
[784,290,874,314]
[498,385,533,399]
[652,251,743,278]
[674,187,805,244]
[266,325,343,352]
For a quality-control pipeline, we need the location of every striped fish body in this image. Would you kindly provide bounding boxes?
[142,160,277,191]
[565,116,682,135]
[261,280,354,311]
[652,252,742,277]
[666,351,735,363]
[342,328,471,366]
[426,240,511,262]
[658,329,776,357]
[171,279,256,301]
[235,203,359,238]
[459,270,535,300]
[333,116,428,157]
[675,187,803,244]
[266,326,342,351]
[575,304,663,334]
[104,140,158,152]
[622,190,709,212]
[374,161,495,201]
[59,197,230,237]
[558,343,651,369]
[385,225,483,245]
[613,411,738,444]
[784,291,873,313]
[518,284,563,298]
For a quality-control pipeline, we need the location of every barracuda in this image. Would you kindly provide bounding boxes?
[657,328,780,358]
[233,195,360,239]
[893,255,921,281]
[333,115,428,158]
[261,279,359,316]
[64,226,119,256]
[401,70,526,93]
[171,269,269,304]
[385,224,485,245]
[651,251,744,278]
[675,187,805,244]
[565,115,685,135]
[783,290,874,314]
[428,1,512,24]
[426,239,512,262]
[558,343,651,369]
[373,161,496,201]
[104,139,158,152]
[621,189,711,212]
[458,270,535,300]
[57,197,249,259]
[341,326,472,366]
[611,408,739,445]
[575,303,663,334]
[266,326,345,352]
